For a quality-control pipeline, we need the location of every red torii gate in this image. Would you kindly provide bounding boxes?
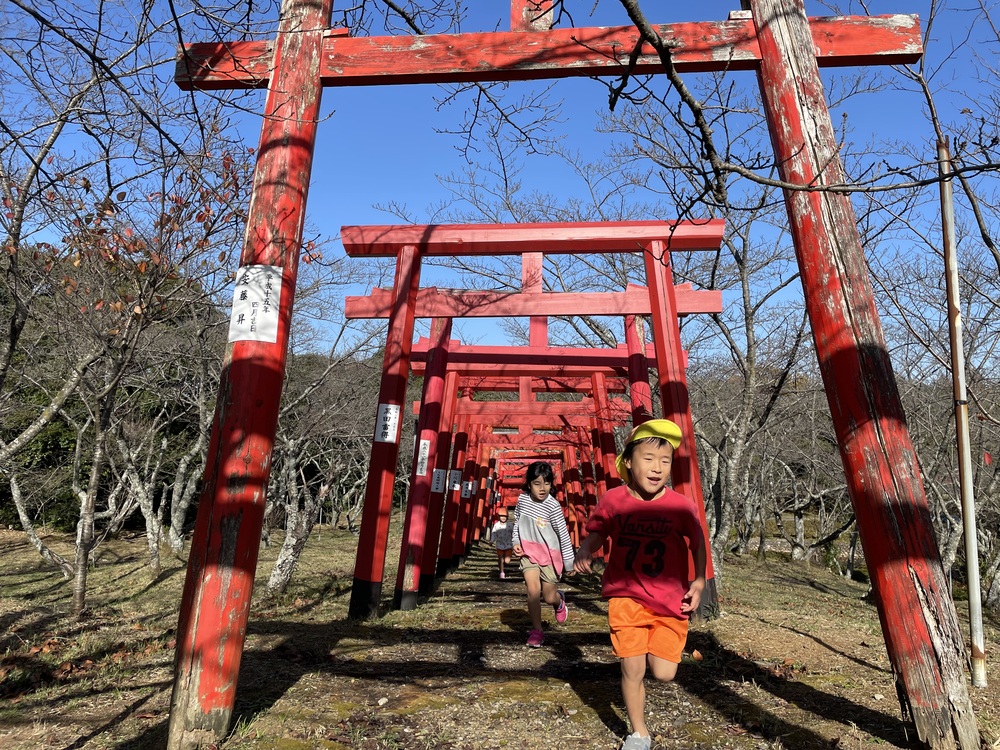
[413,336,701,577]
[408,336,689,511]
[410,365,632,577]
[400,338,646,605]
[344,222,723,617]
[169,2,978,748]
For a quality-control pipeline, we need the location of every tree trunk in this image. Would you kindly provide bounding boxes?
[72,425,107,614]
[983,548,1000,610]
[9,472,73,578]
[168,407,210,554]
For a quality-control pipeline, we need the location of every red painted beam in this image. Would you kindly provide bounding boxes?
[340,220,725,256]
[345,283,722,319]
[472,414,603,429]
[417,362,629,378]
[175,15,921,91]
[411,342,659,368]
[478,432,580,448]
[446,375,630,393]
[454,402,631,419]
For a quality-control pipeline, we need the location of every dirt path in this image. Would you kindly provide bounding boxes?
[1,530,997,750]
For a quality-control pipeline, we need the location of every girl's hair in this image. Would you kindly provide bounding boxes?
[522,461,555,492]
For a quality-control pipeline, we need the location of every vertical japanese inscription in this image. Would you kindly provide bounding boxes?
[228,265,283,343]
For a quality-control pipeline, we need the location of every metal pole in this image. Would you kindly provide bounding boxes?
[937,137,987,687]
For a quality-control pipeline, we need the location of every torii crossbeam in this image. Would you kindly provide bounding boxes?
[169,2,978,749]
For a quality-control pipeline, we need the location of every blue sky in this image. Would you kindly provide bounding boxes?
[300,1,944,219]
[221,1,959,348]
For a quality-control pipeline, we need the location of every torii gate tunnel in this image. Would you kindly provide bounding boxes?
[167,2,980,749]
[339,220,724,617]
[341,229,723,618]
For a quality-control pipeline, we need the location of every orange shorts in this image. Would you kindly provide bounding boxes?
[608,597,688,662]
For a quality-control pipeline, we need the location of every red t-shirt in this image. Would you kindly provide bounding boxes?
[585,484,703,618]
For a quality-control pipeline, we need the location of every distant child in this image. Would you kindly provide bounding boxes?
[490,506,515,579]
[512,461,575,648]
[574,420,707,750]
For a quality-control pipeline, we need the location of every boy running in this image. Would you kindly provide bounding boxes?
[574,420,707,750]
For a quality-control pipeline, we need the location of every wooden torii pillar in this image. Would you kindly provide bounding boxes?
[166,1,334,747]
[746,2,978,744]
[402,369,629,606]
[172,2,977,747]
[392,317,451,610]
[446,377,633,559]
[432,375,631,559]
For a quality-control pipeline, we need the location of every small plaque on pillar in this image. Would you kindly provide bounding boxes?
[431,469,447,493]
[228,264,283,343]
[374,403,401,443]
[416,439,431,476]
[449,470,462,492]
[461,480,475,498]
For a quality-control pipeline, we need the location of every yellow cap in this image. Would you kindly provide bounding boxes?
[615,419,683,483]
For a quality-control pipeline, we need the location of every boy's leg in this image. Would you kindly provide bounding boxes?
[647,653,679,682]
[522,566,544,631]
[620,654,649,738]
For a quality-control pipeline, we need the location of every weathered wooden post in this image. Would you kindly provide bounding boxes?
[419,369,459,595]
[167,1,332,747]
[748,0,979,745]
[438,411,471,576]
[644,240,718,602]
[624,312,653,423]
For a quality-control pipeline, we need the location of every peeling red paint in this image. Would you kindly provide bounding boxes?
[750,0,978,745]
[177,15,920,91]
[167,0,332,748]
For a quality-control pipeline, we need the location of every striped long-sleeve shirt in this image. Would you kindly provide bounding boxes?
[512,492,575,576]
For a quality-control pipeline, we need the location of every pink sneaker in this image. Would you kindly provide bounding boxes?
[554,591,568,624]
[526,629,544,648]
[499,570,505,579]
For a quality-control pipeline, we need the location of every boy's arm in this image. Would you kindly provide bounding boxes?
[680,540,708,614]
[573,531,604,574]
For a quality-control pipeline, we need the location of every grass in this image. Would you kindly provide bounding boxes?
[1,525,997,750]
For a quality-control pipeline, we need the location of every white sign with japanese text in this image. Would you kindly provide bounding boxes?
[416,439,431,476]
[228,264,283,343]
[374,403,401,444]
[449,470,462,492]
